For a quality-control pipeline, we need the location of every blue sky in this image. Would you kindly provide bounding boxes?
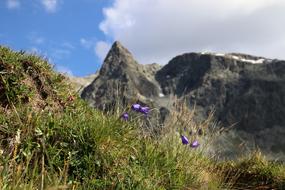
[1,0,285,77]
[0,0,113,76]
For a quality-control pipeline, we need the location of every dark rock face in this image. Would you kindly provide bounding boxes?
[156,53,212,96]
[157,53,285,159]
[159,54,285,130]
[81,42,285,160]
[81,41,162,111]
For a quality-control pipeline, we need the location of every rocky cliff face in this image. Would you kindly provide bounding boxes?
[81,41,162,111]
[81,41,285,160]
[156,52,285,159]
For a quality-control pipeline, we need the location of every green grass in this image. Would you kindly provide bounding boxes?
[0,46,285,189]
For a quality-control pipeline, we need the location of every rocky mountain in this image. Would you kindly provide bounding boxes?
[81,41,285,160]
[81,41,162,111]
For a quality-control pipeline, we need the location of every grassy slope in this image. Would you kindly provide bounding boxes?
[0,46,284,190]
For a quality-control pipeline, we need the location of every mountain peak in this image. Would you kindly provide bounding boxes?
[107,41,132,57]
[99,41,138,77]
[112,41,124,48]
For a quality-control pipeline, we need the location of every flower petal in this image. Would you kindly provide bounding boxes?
[139,106,150,114]
[190,140,199,148]
[121,112,129,120]
[181,135,189,145]
[131,104,141,111]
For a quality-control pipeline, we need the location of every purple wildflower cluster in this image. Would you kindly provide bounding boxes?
[180,135,200,148]
[131,103,150,114]
[121,103,150,121]
[121,103,200,148]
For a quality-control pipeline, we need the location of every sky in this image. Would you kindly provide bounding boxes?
[1,0,285,76]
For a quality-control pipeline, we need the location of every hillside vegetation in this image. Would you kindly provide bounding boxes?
[0,46,284,189]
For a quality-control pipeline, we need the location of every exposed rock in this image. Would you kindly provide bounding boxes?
[157,52,285,160]
[81,42,285,160]
[81,41,162,112]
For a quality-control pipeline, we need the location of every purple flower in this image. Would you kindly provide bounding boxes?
[190,140,200,148]
[139,106,150,114]
[131,104,141,111]
[181,135,189,145]
[121,112,129,121]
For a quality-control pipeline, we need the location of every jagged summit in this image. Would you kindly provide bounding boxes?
[107,41,133,58]
[105,41,134,61]
[111,41,129,51]
[99,41,139,76]
[81,41,162,111]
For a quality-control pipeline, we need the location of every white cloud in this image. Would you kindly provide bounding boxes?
[94,41,111,61]
[27,33,45,45]
[80,38,95,49]
[29,47,40,54]
[51,48,71,61]
[100,0,285,64]
[31,37,45,45]
[39,41,74,62]
[41,0,59,13]
[80,38,111,62]
[6,0,20,9]
[27,47,49,59]
[61,42,75,50]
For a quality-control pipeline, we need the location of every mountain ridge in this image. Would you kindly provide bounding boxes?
[81,41,285,159]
